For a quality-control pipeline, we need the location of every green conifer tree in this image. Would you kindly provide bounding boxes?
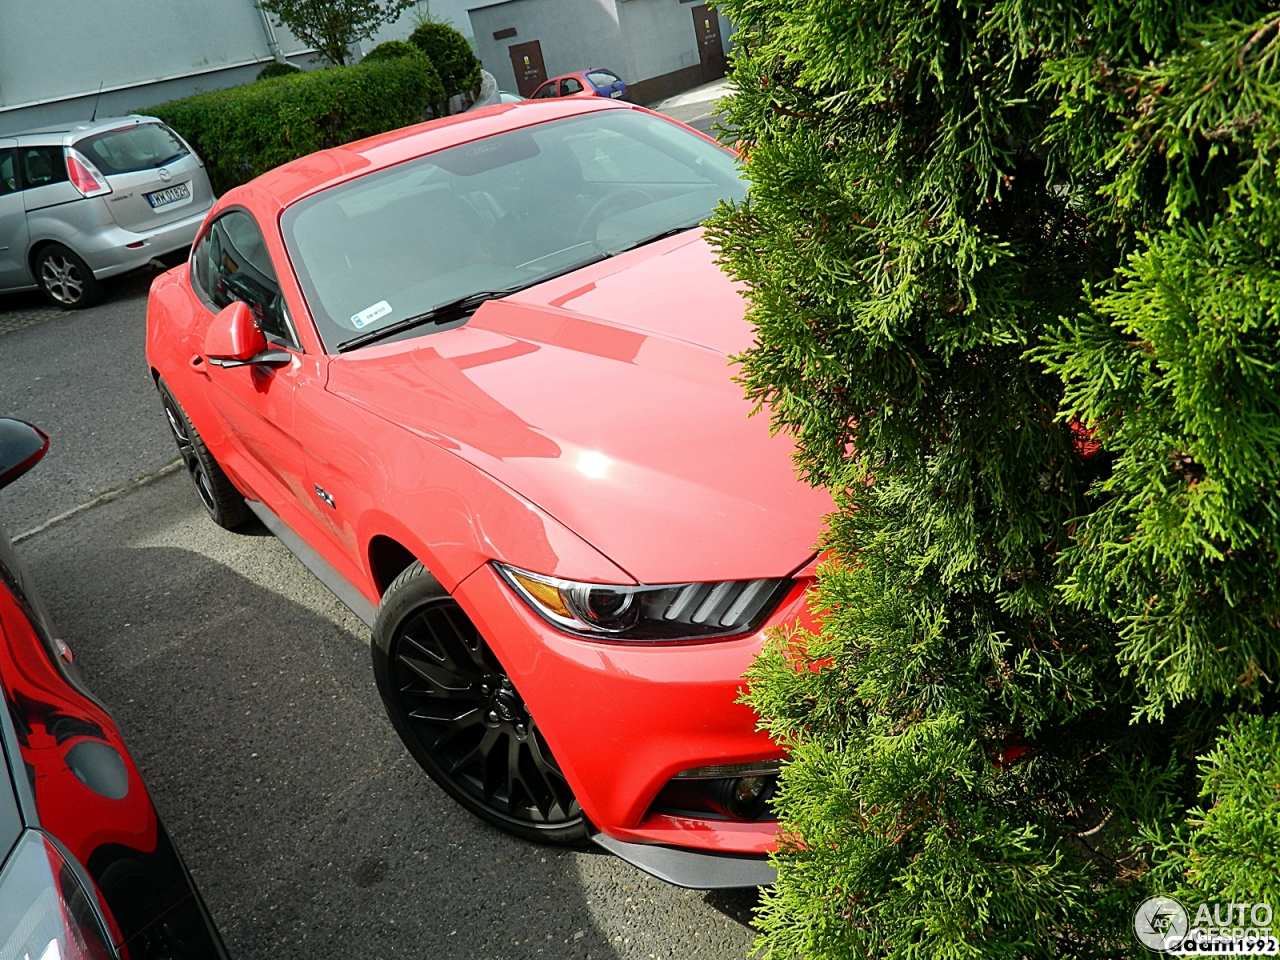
[704,2,1280,955]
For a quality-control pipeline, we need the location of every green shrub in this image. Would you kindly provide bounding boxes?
[151,58,444,195]
[705,1,1280,956]
[256,60,302,81]
[1144,714,1280,909]
[408,21,480,99]
[362,39,423,63]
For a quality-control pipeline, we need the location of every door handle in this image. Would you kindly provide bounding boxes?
[189,353,208,374]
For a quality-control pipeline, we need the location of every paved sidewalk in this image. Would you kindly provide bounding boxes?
[0,292,65,337]
[652,78,732,134]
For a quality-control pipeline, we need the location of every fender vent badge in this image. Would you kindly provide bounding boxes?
[314,484,335,509]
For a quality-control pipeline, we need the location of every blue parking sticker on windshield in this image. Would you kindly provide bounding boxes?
[351,300,392,329]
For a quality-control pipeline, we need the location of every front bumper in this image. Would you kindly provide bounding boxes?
[453,562,815,857]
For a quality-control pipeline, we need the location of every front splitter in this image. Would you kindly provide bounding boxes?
[591,830,776,889]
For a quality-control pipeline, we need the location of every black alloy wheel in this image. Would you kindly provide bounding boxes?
[156,380,250,530]
[36,244,102,309]
[373,562,586,844]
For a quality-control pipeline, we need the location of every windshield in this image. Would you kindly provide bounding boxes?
[281,110,746,352]
[74,123,188,175]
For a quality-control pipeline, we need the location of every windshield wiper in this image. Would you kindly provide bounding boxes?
[613,223,702,254]
[337,289,514,352]
[333,234,695,353]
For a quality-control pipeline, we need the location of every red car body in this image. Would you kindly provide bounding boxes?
[0,420,227,957]
[144,98,830,885]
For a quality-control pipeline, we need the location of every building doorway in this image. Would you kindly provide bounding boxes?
[507,40,547,98]
[691,6,726,83]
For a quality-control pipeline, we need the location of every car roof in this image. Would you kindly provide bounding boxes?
[244,98,639,211]
[545,70,611,83]
[4,115,162,144]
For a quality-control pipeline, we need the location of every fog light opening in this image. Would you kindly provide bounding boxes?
[716,774,776,820]
[651,761,782,822]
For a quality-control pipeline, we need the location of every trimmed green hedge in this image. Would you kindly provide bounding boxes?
[363,40,422,63]
[256,61,301,81]
[151,58,445,195]
[408,22,480,99]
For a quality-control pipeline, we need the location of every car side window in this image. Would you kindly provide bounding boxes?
[0,151,17,195]
[19,147,67,189]
[531,82,557,99]
[190,226,211,300]
[561,77,584,95]
[203,211,299,350]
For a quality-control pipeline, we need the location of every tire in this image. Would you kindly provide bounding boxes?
[35,244,103,309]
[372,562,588,845]
[157,380,250,530]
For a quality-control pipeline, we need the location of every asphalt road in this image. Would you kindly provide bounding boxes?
[0,244,760,955]
[0,275,176,536]
[650,80,729,137]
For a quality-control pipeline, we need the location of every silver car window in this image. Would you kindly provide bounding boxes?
[19,147,66,188]
[74,124,187,176]
[0,151,16,195]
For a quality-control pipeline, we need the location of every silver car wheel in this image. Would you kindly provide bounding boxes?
[40,255,85,304]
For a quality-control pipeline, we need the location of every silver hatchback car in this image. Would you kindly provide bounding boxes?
[0,116,214,308]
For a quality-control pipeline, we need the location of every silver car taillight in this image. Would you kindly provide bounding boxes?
[64,149,112,198]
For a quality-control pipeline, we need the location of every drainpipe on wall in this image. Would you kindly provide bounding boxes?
[255,2,290,63]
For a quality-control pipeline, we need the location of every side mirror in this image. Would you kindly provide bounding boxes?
[204,301,290,368]
[0,419,49,490]
[205,301,266,363]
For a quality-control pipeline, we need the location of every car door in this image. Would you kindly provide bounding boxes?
[191,210,318,524]
[0,142,31,290]
[17,144,77,213]
[559,77,586,97]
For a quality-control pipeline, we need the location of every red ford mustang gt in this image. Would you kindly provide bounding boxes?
[145,98,829,888]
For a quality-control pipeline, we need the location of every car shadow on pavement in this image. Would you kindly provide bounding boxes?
[13,473,760,960]
[704,887,760,927]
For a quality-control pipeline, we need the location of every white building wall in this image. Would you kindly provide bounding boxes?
[368,0,477,43]
[615,0,700,82]
[0,0,469,135]
[469,0,734,103]
[469,0,630,96]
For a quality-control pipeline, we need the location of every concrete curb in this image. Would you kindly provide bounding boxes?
[14,459,183,544]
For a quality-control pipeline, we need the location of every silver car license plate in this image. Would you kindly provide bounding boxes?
[145,182,191,209]
[610,89,624,98]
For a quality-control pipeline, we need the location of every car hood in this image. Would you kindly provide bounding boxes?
[325,232,831,584]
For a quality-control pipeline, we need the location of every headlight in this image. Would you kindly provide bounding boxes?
[495,563,791,641]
